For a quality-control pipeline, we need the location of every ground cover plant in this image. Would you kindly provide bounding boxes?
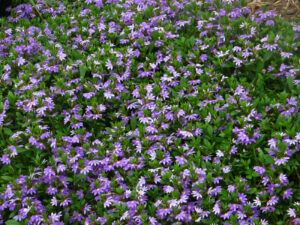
[0,0,299,224]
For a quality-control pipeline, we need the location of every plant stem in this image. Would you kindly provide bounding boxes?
[29,0,43,20]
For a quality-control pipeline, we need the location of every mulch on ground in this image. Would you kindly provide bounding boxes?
[247,0,300,23]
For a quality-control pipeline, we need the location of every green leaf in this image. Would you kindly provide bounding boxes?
[3,128,13,136]
[79,64,87,80]
[1,176,14,182]
[287,76,294,90]
[5,220,21,225]
[130,117,137,130]
[7,91,15,103]
[64,213,70,224]
[207,125,213,137]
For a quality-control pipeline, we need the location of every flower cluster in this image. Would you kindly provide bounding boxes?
[0,0,299,224]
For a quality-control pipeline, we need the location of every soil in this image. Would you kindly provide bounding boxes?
[0,0,13,17]
[247,0,300,23]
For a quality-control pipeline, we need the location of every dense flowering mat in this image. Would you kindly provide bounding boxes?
[0,0,299,224]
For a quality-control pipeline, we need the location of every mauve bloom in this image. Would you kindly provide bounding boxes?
[274,157,289,165]
[156,208,172,218]
[287,208,296,218]
[146,125,158,134]
[230,145,237,154]
[175,211,187,221]
[161,122,169,130]
[228,204,241,211]
[0,154,11,164]
[213,201,221,215]
[48,212,62,223]
[213,177,223,184]
[281,52,293,58]
[200,54,207,62]
[80,165,92,175]
[293,219,300,225]
[238,193,247,204]
[60,198,72,207]
[57,51,66,61]
[175,156,187,165]
[179,130,193,139]
[261,206,275,212]
[237,131,251,145]
[283,188,293,199]
[267,196,279,206]
[263,43,277,51]
[104,89,114,99]
[76,190,84,199]
[279,173,288,186]
[83,204,91,214]
[194,128,202,136]
[126,201,138,210]
[221,211,232,220]
[149,217,158,225]
[232,46,242,52]
[254,166,265,176]
[266,20,275,26]
[228,185,236,193]
[163,185,174,193]
[47,187,58,195]
[106,59,113,70]
[57,164,66,173]
[44,166,55,177]
[83,92,94,99]
[29,215,43,224]
[17,56,26,66]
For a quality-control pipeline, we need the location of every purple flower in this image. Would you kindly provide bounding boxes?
[213,201,221,215]
[48,212,62,223]
[287,208,296,218]
[237,131,250,145]
[47,187,58,195]
[253,166,265,176]
[281,52,293,58]
[221,211,232,220]
[51,197,58,206]
[283,188,293,199]
[200,54,207,62]
[178,130,193,139]
[17,56,26,66]
[194,128,202,136]
[83,204,91,214]
[44,166,55,177]
[156,208,172,218]
[228,185,236,193]
[163,185,174,193]
[60,198,72,207]
[238,193,247,204]
[278,173,288,186]
[266,20,275,26]
[57,51,66,61]
[0,154,11,164]
[233,46,242,52]
[29,215,43,224]
[261,206,275,213]
[106,59,113,70]
[267,196,279,206]
[175,156,187,165]
[146,125,158,134]
[293,219,300,225]
[274,157,289,165]
[104,89,114,99]
[126,201,138,210]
